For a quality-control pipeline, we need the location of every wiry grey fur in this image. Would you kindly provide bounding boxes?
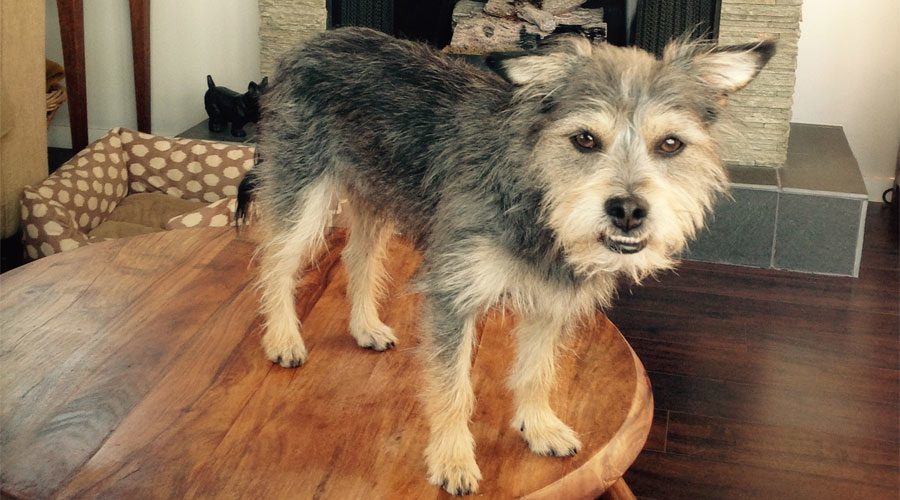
[240,27,774,495]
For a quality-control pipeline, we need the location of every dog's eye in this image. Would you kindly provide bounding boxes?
[572,132,602,152]
[657,136,685,155]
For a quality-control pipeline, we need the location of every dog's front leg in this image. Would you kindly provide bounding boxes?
[510,312,582,457]
[420,298,482,495]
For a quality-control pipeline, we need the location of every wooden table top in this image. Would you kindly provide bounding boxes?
[0,228,652,499]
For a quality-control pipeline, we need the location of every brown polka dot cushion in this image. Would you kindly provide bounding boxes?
[119,130,253,203]
[20,128,255,260]
[105,192,207,230]
[165,198,236,230]
[20,191,90,259]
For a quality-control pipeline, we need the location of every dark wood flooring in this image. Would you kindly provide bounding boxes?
[608,203,899,499]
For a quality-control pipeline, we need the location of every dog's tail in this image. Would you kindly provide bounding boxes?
[235,151,261,229]
[207,75,215,89]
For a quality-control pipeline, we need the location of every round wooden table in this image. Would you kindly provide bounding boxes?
[0,228,652,499]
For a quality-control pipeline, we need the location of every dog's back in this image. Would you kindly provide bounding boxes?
[253,27,510,244]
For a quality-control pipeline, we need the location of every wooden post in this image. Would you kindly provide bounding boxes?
[56,0,88,152]
[129,0,151,133]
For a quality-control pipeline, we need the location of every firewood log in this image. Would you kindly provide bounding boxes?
[515,1,557,32]
[484,0,516,18]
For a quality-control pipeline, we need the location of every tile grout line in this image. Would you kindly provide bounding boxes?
[768,191,781,269]
[852,200,868,278]
[780,186,869,200]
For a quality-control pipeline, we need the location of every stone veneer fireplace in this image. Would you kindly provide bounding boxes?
[716,0,801,168]
[258,0,327,78]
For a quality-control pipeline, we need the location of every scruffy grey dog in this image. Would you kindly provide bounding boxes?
[238,27,773,495]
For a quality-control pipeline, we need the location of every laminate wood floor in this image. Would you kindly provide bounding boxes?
[607,204,899,499]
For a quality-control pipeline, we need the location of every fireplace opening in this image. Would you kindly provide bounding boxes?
[632,0,721,55]
[327,1,724,50]
[327,1,643,48]
[327,0,458,47]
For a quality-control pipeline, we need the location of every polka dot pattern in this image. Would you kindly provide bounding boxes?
[166,198,237,230]
[21,128,253,260]
[20,190,89,260]
[20,130,129,259]
[121,131,253,204]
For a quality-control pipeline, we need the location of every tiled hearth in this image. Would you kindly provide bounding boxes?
[685,123,868,276]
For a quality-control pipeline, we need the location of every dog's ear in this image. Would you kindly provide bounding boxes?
[486,35,593,86]
[664,38,776,94]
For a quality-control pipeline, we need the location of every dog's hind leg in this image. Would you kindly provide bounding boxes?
[421,299,482,495]
[257,176,335,368]
[342,202,397,351]
[509,312,582,457]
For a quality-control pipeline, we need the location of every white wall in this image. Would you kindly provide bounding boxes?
[791,0,900,200]
[46,0,260,147]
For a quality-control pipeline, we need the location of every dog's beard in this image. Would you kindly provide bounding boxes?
[561,230,680,284]
[549,170,724,284]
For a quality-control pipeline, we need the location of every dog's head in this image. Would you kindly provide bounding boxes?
[488,36,774,281]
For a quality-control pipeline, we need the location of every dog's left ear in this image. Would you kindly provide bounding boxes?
[486,35,593,87]
[666,39,776,94]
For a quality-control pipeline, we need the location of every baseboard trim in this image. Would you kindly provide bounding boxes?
[864,176,896,202]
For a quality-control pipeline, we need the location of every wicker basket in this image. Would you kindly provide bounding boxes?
[46,84,67,127]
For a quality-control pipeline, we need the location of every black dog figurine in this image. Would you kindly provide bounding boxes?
[204,75,268,137]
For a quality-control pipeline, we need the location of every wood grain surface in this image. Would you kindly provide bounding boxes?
[0,227,652,499]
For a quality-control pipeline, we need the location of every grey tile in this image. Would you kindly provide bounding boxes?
[781,123,867,198]
[682,188,778,268]
[773,193,865,276]
[726,164,778,189]
[787,123,851,158]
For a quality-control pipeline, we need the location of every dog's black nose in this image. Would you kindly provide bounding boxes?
[605,196,648,232]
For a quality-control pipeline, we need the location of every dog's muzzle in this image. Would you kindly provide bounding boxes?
[602,196,649,253]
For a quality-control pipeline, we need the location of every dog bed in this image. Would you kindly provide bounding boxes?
[20,128,253,260]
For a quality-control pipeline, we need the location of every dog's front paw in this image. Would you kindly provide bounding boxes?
[262,332,308,368]
[426,455,482,496]
[515,412,582,457]
[351,322,398,351]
